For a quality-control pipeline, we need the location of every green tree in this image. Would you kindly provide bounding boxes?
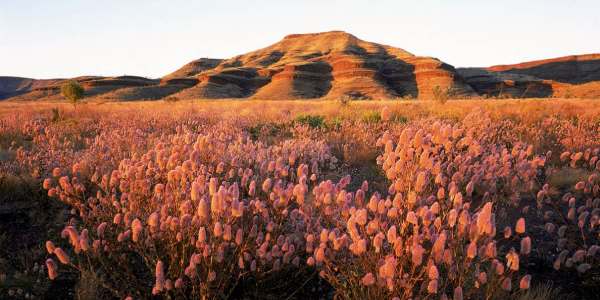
[60,80,84,109]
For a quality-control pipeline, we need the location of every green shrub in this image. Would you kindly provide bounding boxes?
[247,122,286,141]
[361,111,381,124]
[60,81,84,108]
[390,114,408,124]
[294,114,325,128]
[327,116,344,129]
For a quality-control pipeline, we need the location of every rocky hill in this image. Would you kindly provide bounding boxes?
[457,54,600,98]
[0,76,164,101]
[170,31,475,100]
[2,32,599,101]
[163,58,223,79]
[487,54,600,83]
[0,77,63,99]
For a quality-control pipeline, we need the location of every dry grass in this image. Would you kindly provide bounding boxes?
[1,98,599,299]
[2,98,599,120]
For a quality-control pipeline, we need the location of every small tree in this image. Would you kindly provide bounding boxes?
[60,80,84,109]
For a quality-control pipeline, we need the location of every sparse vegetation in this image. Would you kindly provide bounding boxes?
[338,95,352,106]
[51,107,61,123]
[60,81,84,109]
[361,110,381,123]
[294,114,326,128]
[432,85,451,104]
[164,96,180,103]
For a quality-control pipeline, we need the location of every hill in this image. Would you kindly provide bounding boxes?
[0,77,63,99]
[1,32,599,101]
[457,54,600,98]
[170,31,475,100]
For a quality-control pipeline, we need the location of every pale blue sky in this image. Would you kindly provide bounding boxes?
[1,0,599,79]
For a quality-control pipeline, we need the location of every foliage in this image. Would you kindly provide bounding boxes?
[510,283,565,300]
[51,108,62,123]
[0,100,599,299]
[432,85,451,104]
[338,95,352,107]
[294,114,326,128]
[361,111,381,123]
[60,81,84,107]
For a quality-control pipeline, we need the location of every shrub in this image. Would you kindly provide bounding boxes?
[380,107,408,124]
[247,122,287,141]
[338,95,352,107]
[60,81,84,108]
[432,86,451,104]
[164,96,180,103]
[361,111,381,124]
[511,283,564,300]
[303,113,541,299]
[295,114,325,128]
[390,114,408,124]
[327,117,344,129]
[51,108,61,123]
[381,106,391,122]
[1,100,599,298]
[42,128,338,299]
[535,149,600,277]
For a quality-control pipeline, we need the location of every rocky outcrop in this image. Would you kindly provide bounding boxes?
[458,54,600,98]
[2,76,159,101]
[3,32,599,101]
[0,77,63,99]
[487,54,600,84]
[174,68,270,99]
[456,68,554,98]
[251,62,332,99]
[98,83,193,101]
[169,31,476,100]
[80,76,158,97]
[163,58,223,79]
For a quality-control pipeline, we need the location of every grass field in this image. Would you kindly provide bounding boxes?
[1,98,599,299]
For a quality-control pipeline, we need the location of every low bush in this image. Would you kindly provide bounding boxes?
[295,114,326,128]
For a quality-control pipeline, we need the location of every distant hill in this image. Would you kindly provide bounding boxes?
[0,77,63,99]
[0,76,169,101]
[457,54,600,98]
[2,32,599,101]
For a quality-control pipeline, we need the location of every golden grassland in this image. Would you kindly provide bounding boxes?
[3,98,600,121]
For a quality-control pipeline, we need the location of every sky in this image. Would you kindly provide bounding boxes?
[1,0,599,79]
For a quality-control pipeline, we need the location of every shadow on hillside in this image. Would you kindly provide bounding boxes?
[201,67,271,98]
[291,61,333,98]
[467,79,554,98]
[344,44,418,98]
[497,59,600,84]
[259,51,284,67]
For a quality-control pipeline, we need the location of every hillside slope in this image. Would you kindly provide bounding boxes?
[0,77,63,100]
[170,31,475,100]
[458,54,600,98]
[2,33,599,101]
